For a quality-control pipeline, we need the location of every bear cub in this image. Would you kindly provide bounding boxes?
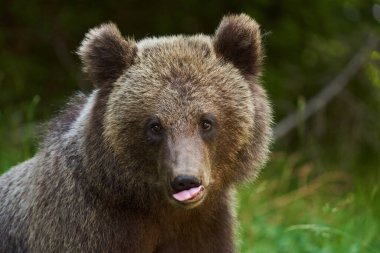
[0,14,272,252]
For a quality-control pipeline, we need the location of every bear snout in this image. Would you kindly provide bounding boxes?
[170,175,205,204]
[170,175,201,193]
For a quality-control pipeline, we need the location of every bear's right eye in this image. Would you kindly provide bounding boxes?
[150,123,163,134]
[146,117,165,141]
[146,118,165,142]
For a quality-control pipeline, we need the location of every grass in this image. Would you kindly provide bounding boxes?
[1,104,379,253]
[0,95,40,172]
[238,153,380,253]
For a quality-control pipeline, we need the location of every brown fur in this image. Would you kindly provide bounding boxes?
[0,14,272,252]
[77,23,137,87]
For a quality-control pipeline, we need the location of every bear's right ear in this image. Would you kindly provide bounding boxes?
[213,14,263,77]
[77,23,137,88]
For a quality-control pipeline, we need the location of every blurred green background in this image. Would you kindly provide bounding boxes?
[1,1,380,252]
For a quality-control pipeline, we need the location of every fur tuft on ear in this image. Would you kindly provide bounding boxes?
[214,14,263,77]
[77,23,137,88]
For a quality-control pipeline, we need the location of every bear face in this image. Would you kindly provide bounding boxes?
[77,14,272,209]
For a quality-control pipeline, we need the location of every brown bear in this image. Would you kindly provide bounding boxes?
[0,14,272,252]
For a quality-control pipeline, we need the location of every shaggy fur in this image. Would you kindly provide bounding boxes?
[0,13,272,252]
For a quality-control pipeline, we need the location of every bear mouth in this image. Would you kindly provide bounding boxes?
[171,185,205,206]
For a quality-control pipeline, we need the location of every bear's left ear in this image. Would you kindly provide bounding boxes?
[77,23,137,88]
[213,14,263,77]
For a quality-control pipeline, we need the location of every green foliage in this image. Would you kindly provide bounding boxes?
[238,154,380,252]
[0,95,39,173]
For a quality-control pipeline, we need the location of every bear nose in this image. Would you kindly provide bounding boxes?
[171,175,201,192]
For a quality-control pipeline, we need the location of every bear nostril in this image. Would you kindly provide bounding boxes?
[171,175,201,193]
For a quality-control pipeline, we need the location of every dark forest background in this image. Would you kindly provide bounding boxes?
[1,1,380,252]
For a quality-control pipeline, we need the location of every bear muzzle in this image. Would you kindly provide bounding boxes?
[170,175,205,203]
[163,136,211,207]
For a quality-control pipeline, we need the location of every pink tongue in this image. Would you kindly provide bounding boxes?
[173,186,203,202]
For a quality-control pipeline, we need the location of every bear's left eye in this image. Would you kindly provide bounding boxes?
[199,114,217,140]
[200,120,212,131]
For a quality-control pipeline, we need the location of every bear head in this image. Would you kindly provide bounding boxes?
[77,14,272,209]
